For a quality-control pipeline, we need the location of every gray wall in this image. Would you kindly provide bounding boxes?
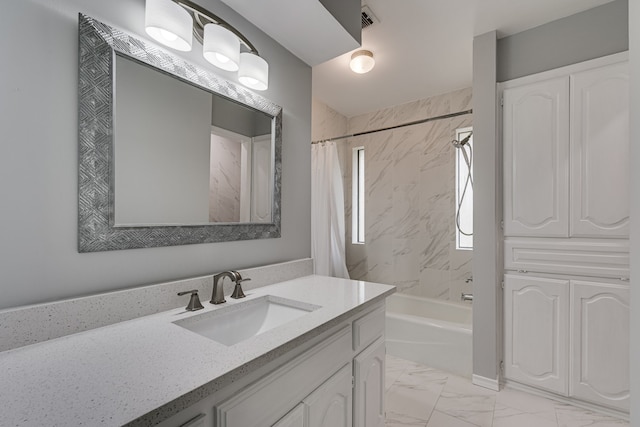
[319,0,361,46]
[211,95,272,137]
[629,0,638,423]
[0,0,311,310]
[472,0,628,383]
[472,31,500,382]
[497,0,628,82]
[114,55,211,225]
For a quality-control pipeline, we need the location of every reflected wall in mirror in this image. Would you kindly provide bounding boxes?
[78,14,282,252]
[113,55,273,225]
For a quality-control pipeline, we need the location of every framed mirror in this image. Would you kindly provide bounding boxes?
[78,14,282,252]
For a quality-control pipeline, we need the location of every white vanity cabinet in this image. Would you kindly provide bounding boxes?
[353,337,385,427]
[303,364,353,427]
[158,302,387,427]
[272,405,305,427]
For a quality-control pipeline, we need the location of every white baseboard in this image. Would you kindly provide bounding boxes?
[472,374,500,391]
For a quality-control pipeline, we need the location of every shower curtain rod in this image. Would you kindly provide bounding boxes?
[311,109,472,144]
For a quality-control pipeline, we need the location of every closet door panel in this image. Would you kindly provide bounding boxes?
[570,62,629,237]
[503,77,570,237]
[504,274,569,395]
[570,281,629,411]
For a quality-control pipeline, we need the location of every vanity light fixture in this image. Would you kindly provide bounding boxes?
[145,0,193,51]
[145,0,269,90]
[350,50,375,74]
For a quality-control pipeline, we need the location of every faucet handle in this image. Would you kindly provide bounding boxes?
[177,290,204,311]
[230,271,249,299]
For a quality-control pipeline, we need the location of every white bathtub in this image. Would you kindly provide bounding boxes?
[386,293,472,377]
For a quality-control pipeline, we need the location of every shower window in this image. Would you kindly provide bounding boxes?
[352,146,365,244]
[455,127,473,250]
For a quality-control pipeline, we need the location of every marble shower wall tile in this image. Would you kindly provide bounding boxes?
[331,89,473,303]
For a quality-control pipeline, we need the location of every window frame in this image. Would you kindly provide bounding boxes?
[352,146,365,244]
[455,127,473,250]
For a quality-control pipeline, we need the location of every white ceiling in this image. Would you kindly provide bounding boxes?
[312,0,616,117]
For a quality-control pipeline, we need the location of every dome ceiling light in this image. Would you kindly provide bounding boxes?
[350,50,375,74]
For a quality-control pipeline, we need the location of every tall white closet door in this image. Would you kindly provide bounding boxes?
[503,77,570,237]
[504,274,569,395]
[570,62,629,237]
[570,281,629,411]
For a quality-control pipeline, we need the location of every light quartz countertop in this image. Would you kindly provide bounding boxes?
[0,275,394,427]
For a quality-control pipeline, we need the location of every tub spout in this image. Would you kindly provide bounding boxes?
[461,293,473,302]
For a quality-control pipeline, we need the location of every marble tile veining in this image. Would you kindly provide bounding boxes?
[315,91,475,304]
[385,355,629,427]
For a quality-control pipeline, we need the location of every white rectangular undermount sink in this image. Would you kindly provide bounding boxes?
[173,295,320,346]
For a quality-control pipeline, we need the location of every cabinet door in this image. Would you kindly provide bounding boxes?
[504,274,569,395]
[353,337,385,427]
[303,364,352,427]
[570,281,629,411]
[503,77,570,237]
[273,404,305,427]
[570,62,629,237]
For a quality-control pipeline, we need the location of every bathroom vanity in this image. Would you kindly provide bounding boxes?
[0,273,394,427]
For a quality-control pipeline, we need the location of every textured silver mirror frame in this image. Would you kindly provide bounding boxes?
[78,14,282,252]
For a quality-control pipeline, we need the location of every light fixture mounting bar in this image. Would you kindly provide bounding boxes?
[175,0,259,55]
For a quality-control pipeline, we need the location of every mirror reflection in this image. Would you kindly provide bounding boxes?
[113,54,273,226]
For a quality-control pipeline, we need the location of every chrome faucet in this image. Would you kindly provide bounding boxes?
[210,271,251,304]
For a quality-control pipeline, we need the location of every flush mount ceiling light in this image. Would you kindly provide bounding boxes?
[145,0,269,90]
[350,50,375,74]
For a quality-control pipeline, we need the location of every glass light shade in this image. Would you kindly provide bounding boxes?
[238,52,269,91]
[203,24,240,71]
[145,0,193,51]
[350,50,375,74]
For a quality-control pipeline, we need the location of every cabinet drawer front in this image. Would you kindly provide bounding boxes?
[504,238,629,278]
[353,305,385,353]
[215,326,352,427]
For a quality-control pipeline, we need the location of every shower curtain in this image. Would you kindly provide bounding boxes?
[311,142,350,279]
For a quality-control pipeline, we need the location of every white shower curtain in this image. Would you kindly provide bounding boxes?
[311,142,350,279]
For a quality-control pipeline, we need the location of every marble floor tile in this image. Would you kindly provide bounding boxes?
[493,403,559,427]
[496,387,559,421]
[385,410,428,427]
[425,410,479,427]
[385,356,629,427]
[386,371,441,422]
[555,405,629,427]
